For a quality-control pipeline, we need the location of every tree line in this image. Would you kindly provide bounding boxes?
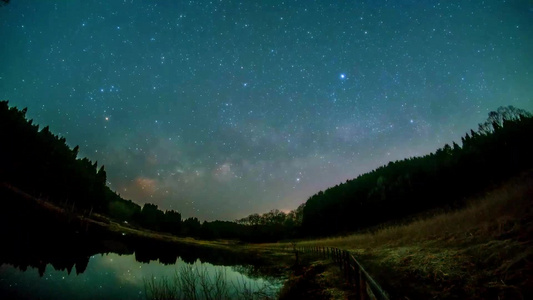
[1,101,109,213]
[300,106,533,236]
[2,100,532,241]
[0,100,295,241]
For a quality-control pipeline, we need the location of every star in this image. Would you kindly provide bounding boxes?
[1,0,531,222]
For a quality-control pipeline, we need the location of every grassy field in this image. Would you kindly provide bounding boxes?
[276,171,533,299]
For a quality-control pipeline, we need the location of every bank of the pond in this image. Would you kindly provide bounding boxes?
[275,251,357,299]
[1,182,246,252]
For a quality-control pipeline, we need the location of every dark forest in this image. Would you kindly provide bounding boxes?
[2,100,532,242]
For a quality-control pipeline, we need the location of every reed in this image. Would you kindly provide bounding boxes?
[144,264,279,300]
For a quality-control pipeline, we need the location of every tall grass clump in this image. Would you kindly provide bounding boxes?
[144,264,279,300]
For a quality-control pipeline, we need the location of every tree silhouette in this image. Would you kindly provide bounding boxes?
[299,106,533,236]
[3,100,532,242]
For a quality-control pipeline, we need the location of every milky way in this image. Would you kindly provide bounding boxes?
[1,0,532,220]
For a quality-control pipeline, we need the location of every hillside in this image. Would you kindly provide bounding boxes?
[296,171,533,299]
[300,106,533,237]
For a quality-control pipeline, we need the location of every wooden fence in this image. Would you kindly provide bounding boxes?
[296,246,390,300]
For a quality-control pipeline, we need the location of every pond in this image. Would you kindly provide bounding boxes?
[0,203,285,300]
[0,252,282,300]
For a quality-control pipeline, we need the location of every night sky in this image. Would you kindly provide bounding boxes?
[1,0,532,221]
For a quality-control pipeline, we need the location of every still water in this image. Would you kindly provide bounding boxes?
[0,197,284,299]
[0,252,282,299]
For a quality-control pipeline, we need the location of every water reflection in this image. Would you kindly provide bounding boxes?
[1,253,280,300]
[0,207,283,299]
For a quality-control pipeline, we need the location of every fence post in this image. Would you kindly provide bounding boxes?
[344,251,350,280]
[347,254,353,284]
[338,250,342,269]
[359,269,368,300]
[353,258,361,300]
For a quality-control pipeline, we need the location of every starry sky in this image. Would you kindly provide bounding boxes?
[1,0,532,221]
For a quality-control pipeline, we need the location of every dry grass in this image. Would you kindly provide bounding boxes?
[107,220,237,249]
[299,174,532,249]
[289,172,533,299]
